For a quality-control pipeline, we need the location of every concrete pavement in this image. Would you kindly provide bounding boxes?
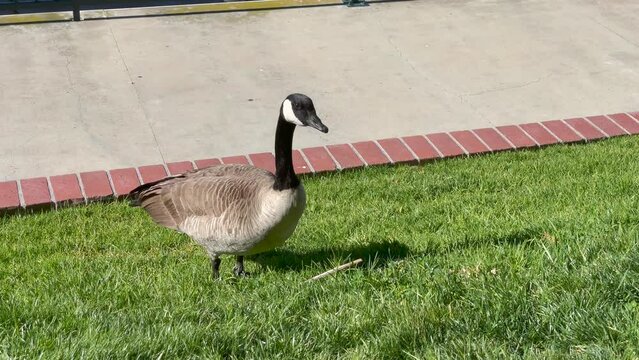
[1,0,638,181]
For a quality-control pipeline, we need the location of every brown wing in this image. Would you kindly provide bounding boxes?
[130,164,274,230]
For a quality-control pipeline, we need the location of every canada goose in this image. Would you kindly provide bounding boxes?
[130,93,328,278]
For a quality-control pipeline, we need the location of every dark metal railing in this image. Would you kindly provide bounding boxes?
[0,0,367,22]
[0,0,242,20]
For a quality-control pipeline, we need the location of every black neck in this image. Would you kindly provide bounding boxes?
[273,113,299,191]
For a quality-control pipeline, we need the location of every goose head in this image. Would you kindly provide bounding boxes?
[281,93,329,133]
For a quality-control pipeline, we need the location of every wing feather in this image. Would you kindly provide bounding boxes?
[130,164,275,236]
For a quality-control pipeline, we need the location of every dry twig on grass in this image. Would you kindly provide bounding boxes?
[307,258,364,281]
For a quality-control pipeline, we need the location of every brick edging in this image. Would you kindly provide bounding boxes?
[1,112,639,214]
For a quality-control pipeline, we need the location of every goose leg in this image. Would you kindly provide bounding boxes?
[233,256,250,277]
[211,256,221,280]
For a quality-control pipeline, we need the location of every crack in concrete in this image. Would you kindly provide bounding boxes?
[109,25,167,165]
[589,16,639,49]
[63,51,73,89]
[456,73,552,124]
[461,76,545,98]
[378,18,494,127]
[53,37,85,133]
[386,36,421,77]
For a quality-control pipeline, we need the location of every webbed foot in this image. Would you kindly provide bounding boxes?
[233,256,250,277]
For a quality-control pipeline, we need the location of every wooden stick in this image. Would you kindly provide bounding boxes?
[307,258,363,281]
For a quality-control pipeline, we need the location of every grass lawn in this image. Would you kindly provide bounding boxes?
[1,136,639,359]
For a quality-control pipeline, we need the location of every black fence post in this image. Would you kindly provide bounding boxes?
[342,0,367,6]
[72,0,80,21]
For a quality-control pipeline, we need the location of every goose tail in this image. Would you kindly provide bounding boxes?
[128,175,182,207]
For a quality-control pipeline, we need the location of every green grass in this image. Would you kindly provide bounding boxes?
[2,137,639,359]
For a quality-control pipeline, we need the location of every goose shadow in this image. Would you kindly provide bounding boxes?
[250,227,543,273]
[249,240,411,272]
[457,226,546,250]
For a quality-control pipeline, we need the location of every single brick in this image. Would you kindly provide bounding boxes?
[352,141,390,166]
[327,144,365,169]
[519,123,559,146]
[449,130,489,155]
[587,116,626,137]
[377,138,417,164]
[167,161,194,175]
[608,113,639,134]
[425,133,465,157]
[194,158,222,169]
[221,155,249,165]
[292,150,312,175]
[20,177,53,208]
[0,181,20,210]
[496,125,537,148]
[138,165,168,184]
[402,135,440,161]
[249,153,276,174]
[541,120,583,143]
[472,128,513,152]
[109,168,141,196]
[302,146,337,173]
[50,174,84,204]
[80,171,113,199]
[565,118,606,140]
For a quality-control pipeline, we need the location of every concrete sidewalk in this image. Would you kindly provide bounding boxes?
[1,0,638,181]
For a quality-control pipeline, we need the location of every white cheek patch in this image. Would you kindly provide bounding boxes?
[282,99,304,126]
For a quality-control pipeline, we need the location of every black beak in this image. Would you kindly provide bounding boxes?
[307,115,329,133]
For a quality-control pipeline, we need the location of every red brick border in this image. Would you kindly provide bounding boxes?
[1,111,638,213]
